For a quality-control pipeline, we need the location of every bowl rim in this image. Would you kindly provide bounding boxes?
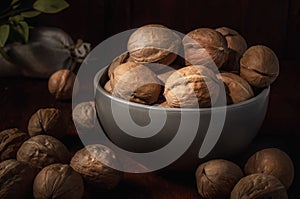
[94,66,270,112]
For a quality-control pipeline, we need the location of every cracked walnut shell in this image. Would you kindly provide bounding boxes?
[70,144,123,190]
[231,173,288,199]
[244,148,294,189]
[33,163,84,199]
[17,135,71,169]
[183,28,229,69]
[196,159,243,199]
[240,45,279,88]
[164,65,221,108]
[217,72,254,104]
[110,62,161,105]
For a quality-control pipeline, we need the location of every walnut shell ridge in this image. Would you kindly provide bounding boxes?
[70,144,123,190]
[0,159,38,199]
[240,45,279,88]
[244,148,294,189]
[164,65,221,108]
[0,128,29,161]
[196,159,243,199]
[28,108,65,138]
[217,72,254,104]
[231,173,288,199]
[183,28,229,69]
[111,62,161,105]
[17,135,71,169]
[128,24,180,67]
[33,163,84,199]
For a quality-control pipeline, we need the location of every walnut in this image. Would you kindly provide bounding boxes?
[0,128,29,161]
[127,24,181,71]
[231,173,288,199]
[195,159,243,199]
[48,69,77,100]
[108,52,131,79]
[164,65,221,108]
[183,28,229,69]
[244,148,294,189]
[33,163,84,199]
[28,108,66,138]
[70,144,123,190]
[240,45,279,88]
[216,27,247,73]
[110,62,161,105]
[72,101,96,131]
[216,27,247,57]
[217,72,254,104]
[0,159,38,199]
[17,135,71,169]
[104,80,112,94]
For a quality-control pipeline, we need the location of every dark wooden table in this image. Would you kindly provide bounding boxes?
[0,60,299,198]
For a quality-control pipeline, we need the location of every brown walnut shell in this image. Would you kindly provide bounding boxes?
[0,128,29,161]
[240,45,279,88]
[0,159,38,199]
[158,101,171,108]
[17,135,71,169]
[183,28,229,69]
[28,108,66,138]
[104,80,112,94]
[244,148,294,189]
[217,72,254,104]
[231,173,288,199]
[127,24,180,70]
[110,62,161,105]
[108,52,131,79]
[196,159,243,199]
[33,163,84,199]
[72,101,96,130]
[70,144,123,190]
[216,27,247,57]
[216,27,247,73]
[48,69,77,100]
[164,65,221,108]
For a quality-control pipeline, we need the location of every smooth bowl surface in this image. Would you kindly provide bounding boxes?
[94,66,270,170]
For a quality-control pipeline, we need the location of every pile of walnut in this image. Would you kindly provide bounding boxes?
[104,24,279,108]
[0,110,123,199]
[195,148,294,199]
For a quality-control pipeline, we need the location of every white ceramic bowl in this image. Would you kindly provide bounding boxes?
[94,66,270,170]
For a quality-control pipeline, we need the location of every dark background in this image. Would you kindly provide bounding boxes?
[37,0,300,136]
[1,0,300,198]
[39,0,300,60]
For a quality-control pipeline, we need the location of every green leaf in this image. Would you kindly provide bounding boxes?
[10,0,20,9]
[10,0,19,6]
[9,15,24,23]
[11,21,29,43]
[33,0,69,14]
[21,11,41,18]
[0,24,10,47]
